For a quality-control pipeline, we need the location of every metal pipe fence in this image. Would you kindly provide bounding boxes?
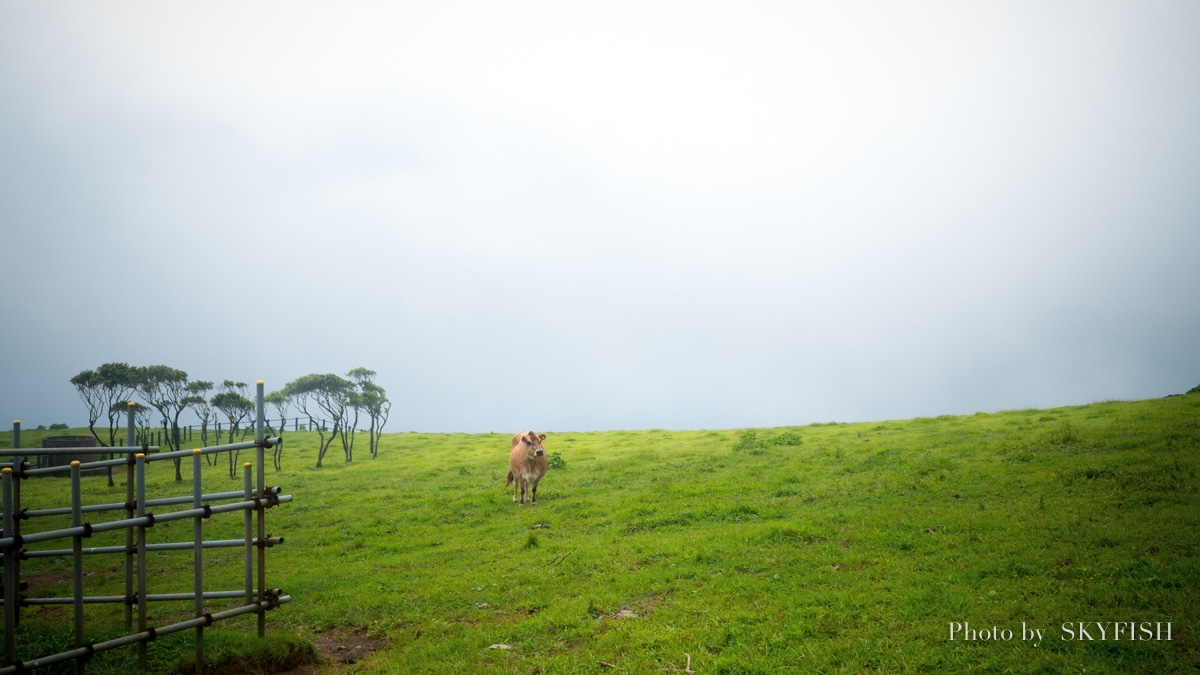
[41,417,355,457]
[37,417,368,462]
[2,382,292,673]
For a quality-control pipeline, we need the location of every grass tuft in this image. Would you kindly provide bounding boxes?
[173,632,319,675]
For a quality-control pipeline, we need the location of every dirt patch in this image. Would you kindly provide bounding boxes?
[20,570,73,591]
[178,628,382,675]
[611,594,667,620]
[275,628,385,674]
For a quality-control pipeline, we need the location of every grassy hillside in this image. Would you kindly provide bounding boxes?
[2,394,1198,673]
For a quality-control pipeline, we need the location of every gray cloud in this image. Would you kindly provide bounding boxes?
[2,1,1198,433]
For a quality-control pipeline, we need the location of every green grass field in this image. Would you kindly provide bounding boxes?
[2,393,1198,673]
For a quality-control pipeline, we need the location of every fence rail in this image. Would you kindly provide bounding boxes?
[65,417,363,454]
[2,382,292,673]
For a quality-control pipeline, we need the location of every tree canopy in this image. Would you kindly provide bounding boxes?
[139,365,201,480]
[283,373,355,467]
[70,362,141,447]
[69,364,393,474]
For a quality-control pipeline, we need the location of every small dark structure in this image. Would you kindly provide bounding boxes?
[37,436,102,473]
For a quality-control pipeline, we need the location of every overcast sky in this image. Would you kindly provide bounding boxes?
[2,2,1198,434]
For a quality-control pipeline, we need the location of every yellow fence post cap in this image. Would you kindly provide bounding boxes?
[128,401,136,407]
[257,380,265,385]
[2,467,10,474]
[193,448,202,454]
[244,462,252,468]
[71,461,81,467]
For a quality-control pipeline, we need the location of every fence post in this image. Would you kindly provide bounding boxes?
[3,466,15,666]
[8,422,21,635]
[124,402,136,632]
[255,382,266,637]
[71,461,85,674]
[243,463,253,610]
[136,452,148,670]
[193,448,204,669]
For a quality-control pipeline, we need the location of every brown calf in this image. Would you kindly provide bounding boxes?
[506,431,548,506]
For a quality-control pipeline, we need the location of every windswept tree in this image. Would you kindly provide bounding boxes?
[344,369,368,461]
[211,381,253,478]
[69,362,141,448]
[186,380,215,456]
[211,381,253,443]
[70,369,108,447]
[264,389,289,434]
[347,368,390,459]
[139,365,200,481]
[343,390,361,462]
[284,373,354,468]
[361,383,391,459]
[264,389,291,470]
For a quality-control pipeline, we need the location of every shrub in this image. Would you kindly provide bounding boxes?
[547,453,567,470]
[1042,421,1081,447]
[772,432,803,446]
[733,430,761,451]
[48,423,69,430]
[736,430,803,451]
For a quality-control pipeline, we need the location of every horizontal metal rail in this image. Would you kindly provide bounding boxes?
[0,437,278,459]
[11,536,284,559]
[0,595,291,675]
[22,458,145,477]
[21,487,281,518]
[133,440,281,465]
[0,495,292,549]
[25,589,283,605]
[14,438,281,478]
[0,447,158,457]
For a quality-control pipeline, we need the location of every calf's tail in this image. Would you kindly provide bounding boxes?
[505,470,514,488]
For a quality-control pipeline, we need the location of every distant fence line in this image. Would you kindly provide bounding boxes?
[76,417,368,451]
[2,383,292,673]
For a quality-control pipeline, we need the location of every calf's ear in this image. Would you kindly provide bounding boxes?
[538,434,547,441]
